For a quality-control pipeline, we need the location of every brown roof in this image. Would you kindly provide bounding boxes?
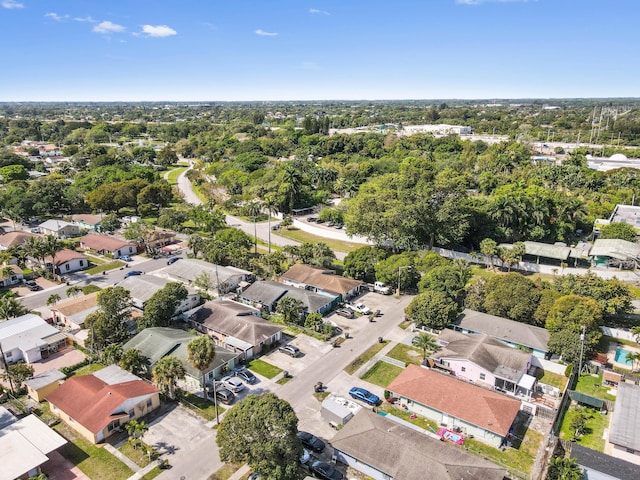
[51,292,99,317]
[0,231,36,248]
[80,234,133,252]
[46,249,86,266]
[388,365,521,437]
[72,214,102,226]
[47,375,158,434]
[281,264,362,295]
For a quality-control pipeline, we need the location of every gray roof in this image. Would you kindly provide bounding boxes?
[38,219,75,231]
[571,444,640,480]
[523,241,571,261]
[434,329,531,383]
[454,309,550,353]
[123,327,239,379]
[24,369,66,391]
[0,314,60,352]
[118,275,197,304]
[331,410,506,480]
[610,383,640,451]
[92,364,141,385]
[192,300,282,346]
[0,406,15,430]
[241,280,336,313]
[590,238,640,261]
[162,258,251,287]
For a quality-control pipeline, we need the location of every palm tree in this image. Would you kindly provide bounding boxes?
[187,234,206,258]
[187,335,218,422]
[626,352,640,372]
[66,285,82,298]
[243,200,263,255]
[0,295,29,320]
[263,194,278,253]
[42,235,63,277]
[46,294,61,307]
[125,419,148,450]
[1,265,14,284]
[119,349,148,376]
[22,236,47,269]
[152,356,186,400]
[412,333,440,362]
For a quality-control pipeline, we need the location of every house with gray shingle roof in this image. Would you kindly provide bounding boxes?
[240,280,338,315]
[159,258,254,295]
[117,275,201,314]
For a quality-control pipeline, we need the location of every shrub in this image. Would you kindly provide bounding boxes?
[564,363,573,377]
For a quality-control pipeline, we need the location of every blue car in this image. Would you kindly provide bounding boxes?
[124,270,143,278]
[349,387,380,406]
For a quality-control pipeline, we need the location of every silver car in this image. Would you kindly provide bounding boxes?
[220,375,245,393]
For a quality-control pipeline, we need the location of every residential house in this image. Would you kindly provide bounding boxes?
[452,309,550,358]
[331,409,507,480]
[50,291,99,330]
[0,230,36,251]
[609,382,640,465]
[79,233,137,259]
[0,264,24,287]
[160,258,254,294]
[570,444,640,480]
[240,280,338,315]
[189,300,283,359]
[0,406,68,480]
[122,327,240,390]
[72,214,103,232]
[388,364,522,447]
[0,314,69,365]
[38,220,81,238]
[45,248,88,274]
[431,329,536,398]
[24,368,66,402]
[281,264,362,302]
[147,230,176,251]
[118,275,201,314]
[47,365,160,444]
[590,238,640,269]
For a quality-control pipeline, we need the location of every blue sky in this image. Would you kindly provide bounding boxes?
[1,0,638,101]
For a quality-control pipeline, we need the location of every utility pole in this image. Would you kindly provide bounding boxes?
[0,342,15,394]
[578,325,586,378]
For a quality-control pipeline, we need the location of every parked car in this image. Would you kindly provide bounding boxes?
[373,281,391,295]
[271,224,281,231]
[120,255,132,262]
[235,368,257,384]
[300,448,311,465]
[214,387,235,405]
[124,270,143,278]
[307,217,317,223]
[334,224,343,229]
[167,257,180,265]
[347,303,371,315]
[24,280,41,291]
[297,431,325,452]
[220,375,245,393]
[30,227,40,234]
[310,460,344,480]
[279,345,301,357]
[335,308,355,319]
[349,387,380,406]
[248,474,263,480]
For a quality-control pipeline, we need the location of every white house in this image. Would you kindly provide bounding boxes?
[38,220,81,239]
[79,234,137,259]
[45,249,88,275]
[117,275,201,315]
[0,314,68,365]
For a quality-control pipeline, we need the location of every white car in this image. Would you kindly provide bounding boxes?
[347,303,371,315]
[220,375,245,393]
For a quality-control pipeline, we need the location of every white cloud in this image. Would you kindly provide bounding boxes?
[93,21,126,34]
[140,25,177,37]
[45,12,69,22]
[456,0,534,4]
[310,8,330,15]
[2,0,24,9]
[74,16,96,23]
[255,29,278,37]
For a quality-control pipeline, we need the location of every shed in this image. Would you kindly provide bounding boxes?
[570,391,605,410]
[321,395,362,426]
[24,369,66,402]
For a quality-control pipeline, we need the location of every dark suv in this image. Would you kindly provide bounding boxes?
[25,280,41,291]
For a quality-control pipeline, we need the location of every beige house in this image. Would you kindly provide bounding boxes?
[24,369,66,402]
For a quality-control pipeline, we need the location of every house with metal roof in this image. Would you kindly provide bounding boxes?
[431,329,536,399]
[159,258,254,295]
[46,366,160,444]
[123,327,240,390]
[0,314,69,365]
[240,280,338,314]
[24,368,66,402]
[331,409,507,480]
[388,365,522,448]
[609,383,640,465]
[38,219,81,238]
[0,407,68,480]
[72,214,103,231]
[590,238,640,269]
[281,264,363,301]
[452,309,550,358]
[50,291,99,330]
[117,275,201,314]
[188,300,283,359]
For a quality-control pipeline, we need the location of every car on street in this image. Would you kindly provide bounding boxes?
[310,460,344,480]
[279,345,300,357]
[220,375,245,393]
[24,280,41,291]
[234,368,257,384]
[297,431,325,452]
[120,255,132,262]
[349,386,380,406]
[167,257,180,265]
[124,270,143,278]
[271,224,281,231]
[335,308,355,319]
[214,387,235,405]
[347,303,371,315]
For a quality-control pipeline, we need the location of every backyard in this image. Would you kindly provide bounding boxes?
[574,374,616,402]
[559,405,609,452]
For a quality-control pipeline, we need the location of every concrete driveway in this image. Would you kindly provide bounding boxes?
[143,403,222,480]
[264,334,331,377]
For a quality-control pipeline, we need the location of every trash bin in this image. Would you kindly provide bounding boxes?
[378,337,383,343]
[344,332,350,339]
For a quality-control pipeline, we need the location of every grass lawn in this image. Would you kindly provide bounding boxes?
[277,228,361,253]
[119,440,155,467]
[385,343,422,366]
[377,403,440,432]
[207,463,243,480]
[538,370,568,391]
[361,361,404,387]
[139,466,163,480]
[167,167,187,185]
[247,359,283,379]
[559,406,609,451]
[276,376,292,385]
[53,422,133,480]
[344,341,389,375]
[84,254,106,265]
[86,260,125,275]
[72,362,107,377]
[601,334,638,349]
[180,392,225,422]
[575,374,616,402]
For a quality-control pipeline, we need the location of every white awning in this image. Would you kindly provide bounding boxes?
[224,336,253,351]
[518,374,536,390]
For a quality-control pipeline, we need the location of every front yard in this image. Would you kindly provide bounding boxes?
[179,392,226,422]
[385,343,422,366]
[361,361,403,387]
[246,358,282,379]
[344,340,389,375]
